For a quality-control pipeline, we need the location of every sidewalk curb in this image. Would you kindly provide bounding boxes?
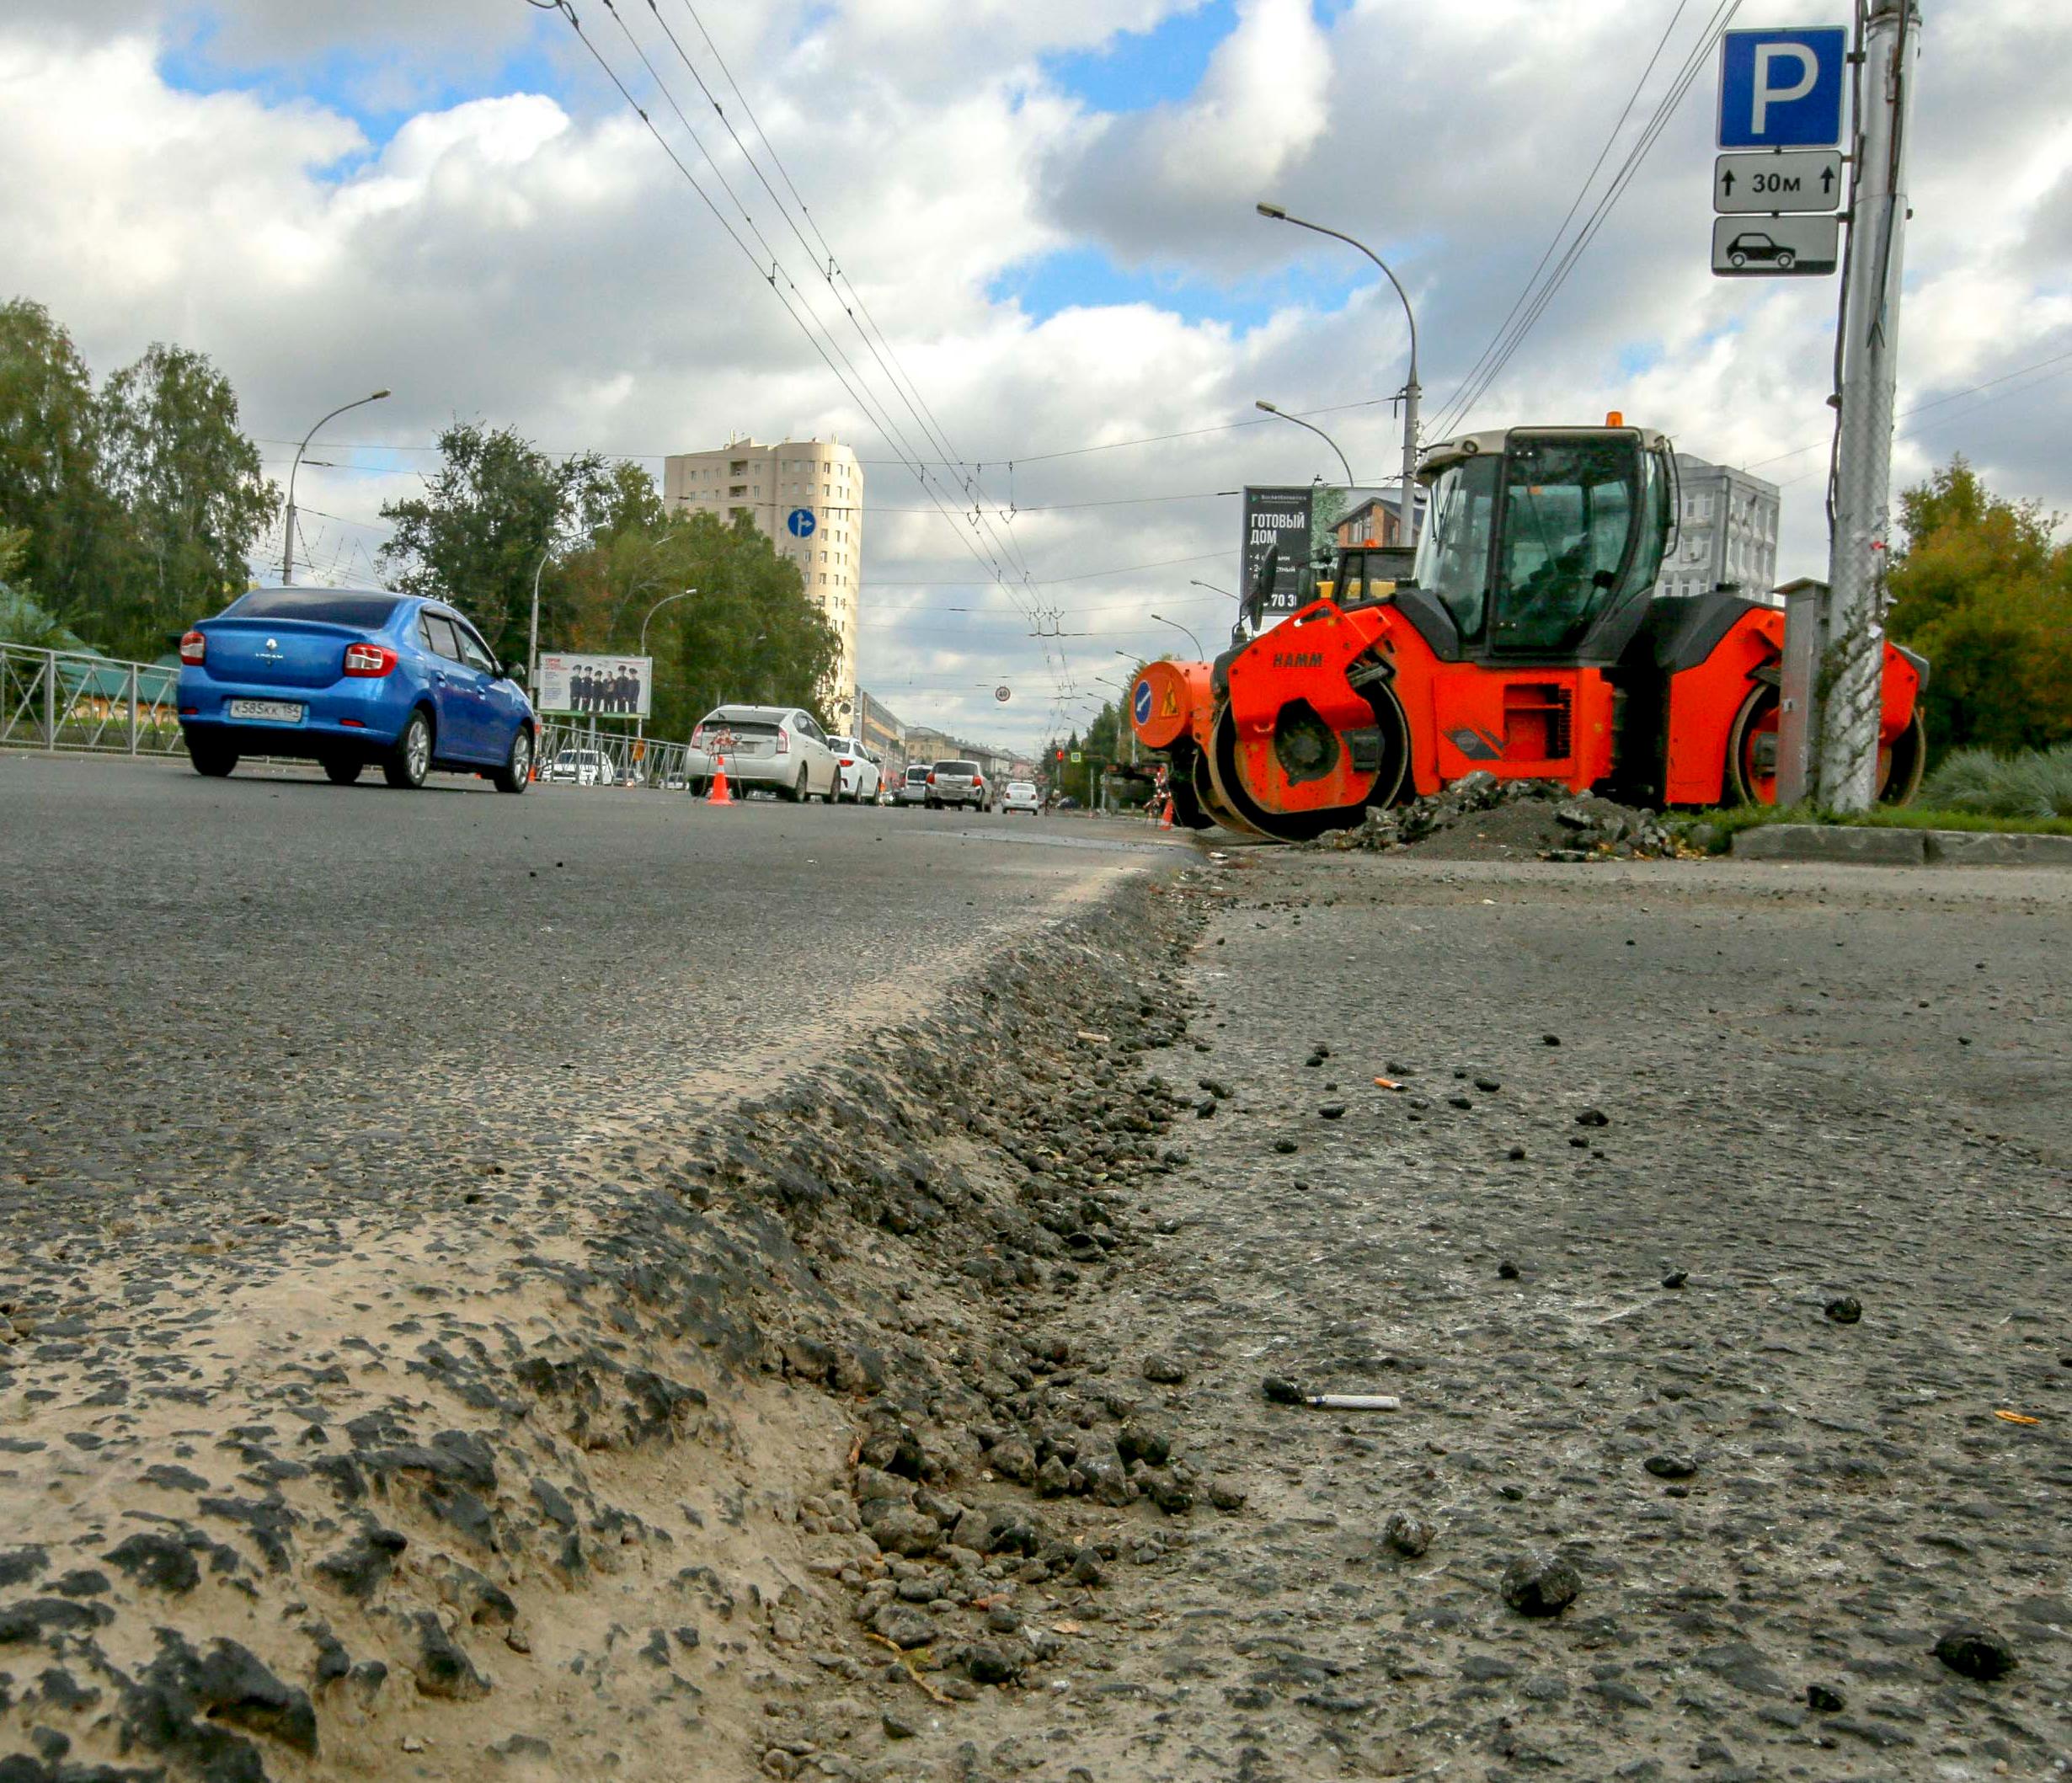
[1732,823,2072,867]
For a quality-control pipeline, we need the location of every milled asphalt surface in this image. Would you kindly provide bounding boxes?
[0,752,1185,1242]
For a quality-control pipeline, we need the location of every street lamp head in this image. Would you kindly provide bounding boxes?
[368,389,392,401]
[1256,202,1288,221]
[1254,399,1280,414]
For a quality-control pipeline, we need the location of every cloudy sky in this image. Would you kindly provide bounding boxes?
[4,0,2068,750]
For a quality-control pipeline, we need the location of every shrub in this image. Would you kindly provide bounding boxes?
[1921,744,2072,819]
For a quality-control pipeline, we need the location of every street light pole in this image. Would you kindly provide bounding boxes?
[1257,203,1420,546]
[526,546,556,696]
[1254,400,1354,488]
[282,389,389,584]
[636,587,697,757]
[1148,612,1205,657]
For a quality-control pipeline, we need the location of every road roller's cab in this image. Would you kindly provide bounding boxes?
[1132,420,1927,841]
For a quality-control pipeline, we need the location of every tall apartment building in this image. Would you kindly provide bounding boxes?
[1655,453,1781,605]
[662,435,862,716]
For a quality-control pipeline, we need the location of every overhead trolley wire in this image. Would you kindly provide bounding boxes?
[1430,0,1744,440]
[548,0,1070,691]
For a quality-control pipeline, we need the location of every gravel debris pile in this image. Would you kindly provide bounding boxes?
[1316,769,1696,860]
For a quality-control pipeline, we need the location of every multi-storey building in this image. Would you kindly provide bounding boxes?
[662,435,862,713]
[855,689,905,777]
[1655,453,1781,605]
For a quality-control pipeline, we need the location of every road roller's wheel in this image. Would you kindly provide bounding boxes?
[1877,709,1927,805]
[1189,740,1267,839]
[1724,685,1781,806]
[1207,705,1361,843]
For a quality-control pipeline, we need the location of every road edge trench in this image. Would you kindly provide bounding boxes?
[0,857,1227,1780]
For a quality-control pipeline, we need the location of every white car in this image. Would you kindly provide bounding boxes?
[547,748,616,787]
[686,704,841,803]
[1001,780,1041,815]
[825,735,884,804]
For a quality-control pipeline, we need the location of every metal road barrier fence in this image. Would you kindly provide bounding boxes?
[535,721,695,790]
[1,643,184,756]
[0,646,704,788]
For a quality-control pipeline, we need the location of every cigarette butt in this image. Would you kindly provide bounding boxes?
[1311,1393,1402,1412]
[1373,1077,1403,1091]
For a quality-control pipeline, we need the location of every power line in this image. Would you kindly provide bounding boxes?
[553,0,1063,695]
[1432,0,1744,438]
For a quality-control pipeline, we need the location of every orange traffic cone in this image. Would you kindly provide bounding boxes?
[706,753,734,804]
[1158,793,1175,830]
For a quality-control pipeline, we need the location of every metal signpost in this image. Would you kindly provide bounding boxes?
[1712,15,1916,810]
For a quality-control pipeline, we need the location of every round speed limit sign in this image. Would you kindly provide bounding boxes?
[994,685,1011,702]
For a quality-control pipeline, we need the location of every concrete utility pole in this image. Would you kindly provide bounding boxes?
[1818,0,1920,810]
[1257,205,1420,545]
[283,390,388,585]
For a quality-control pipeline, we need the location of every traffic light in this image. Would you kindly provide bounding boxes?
[1055,748,1065,761]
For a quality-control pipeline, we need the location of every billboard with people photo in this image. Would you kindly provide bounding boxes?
[537,654,653,718]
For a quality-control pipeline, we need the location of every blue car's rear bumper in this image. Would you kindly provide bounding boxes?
[177,671,409,758]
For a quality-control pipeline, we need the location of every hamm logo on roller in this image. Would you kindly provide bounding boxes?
[1272,651,1324,669]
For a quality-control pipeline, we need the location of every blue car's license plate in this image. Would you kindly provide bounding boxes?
[227,699,304,723]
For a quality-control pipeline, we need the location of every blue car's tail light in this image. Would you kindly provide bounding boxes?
[342,642,398,676]
[179,630,206,665]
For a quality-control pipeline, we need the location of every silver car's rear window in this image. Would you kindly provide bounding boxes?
[937,761,980,775]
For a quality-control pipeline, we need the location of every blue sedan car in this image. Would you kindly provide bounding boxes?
[177,587,537,791]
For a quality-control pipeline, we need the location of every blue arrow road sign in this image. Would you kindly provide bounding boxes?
[1718,27,1846,149]
[786,507,817,538]
[1133,679,1153,726]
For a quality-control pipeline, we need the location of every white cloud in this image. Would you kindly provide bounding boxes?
[1,0,2066,749]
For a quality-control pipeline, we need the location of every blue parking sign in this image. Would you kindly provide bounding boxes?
[1718,27,1846,149]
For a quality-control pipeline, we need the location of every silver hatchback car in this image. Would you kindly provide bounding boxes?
[687,704,841,802]
[926,759,990,811]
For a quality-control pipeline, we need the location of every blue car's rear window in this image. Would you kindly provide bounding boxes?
[225,590,402,627]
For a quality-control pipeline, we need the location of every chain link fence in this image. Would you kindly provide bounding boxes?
[0,643,184,756]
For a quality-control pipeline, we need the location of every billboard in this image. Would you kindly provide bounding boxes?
[1242,486,1409,622]
[1241,485,1313,620]
[537,654,653,718]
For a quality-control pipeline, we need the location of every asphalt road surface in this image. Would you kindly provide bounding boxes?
[0,751,1184,1242]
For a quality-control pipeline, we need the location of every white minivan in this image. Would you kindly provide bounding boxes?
[547,748,617,787]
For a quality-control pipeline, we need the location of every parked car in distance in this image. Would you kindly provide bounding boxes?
[894,764,932,807]
[1001,780,1041,815]
[176,586,536,791]
[547,748,616,787]
[686,704,841,803]
[1055,794,1081,810]
[825,735,884,803]
[927,759,989,811]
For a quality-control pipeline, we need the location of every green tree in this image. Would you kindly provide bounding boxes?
[0,299,110,629]
[376,423,611,666]
[98,341,277,656]
[1888,456,2072,758]
[558,506,840,738]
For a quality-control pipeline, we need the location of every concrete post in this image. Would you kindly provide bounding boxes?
[1818,0,1920,810]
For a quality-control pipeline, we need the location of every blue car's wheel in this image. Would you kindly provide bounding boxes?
[494,727,532,795]
[188,735,237,777]
[384,710,433,789]
[323,756,362,786]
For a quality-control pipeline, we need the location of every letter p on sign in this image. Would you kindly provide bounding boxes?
[1752,43,1818,132]
[1718,27,1846,149]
